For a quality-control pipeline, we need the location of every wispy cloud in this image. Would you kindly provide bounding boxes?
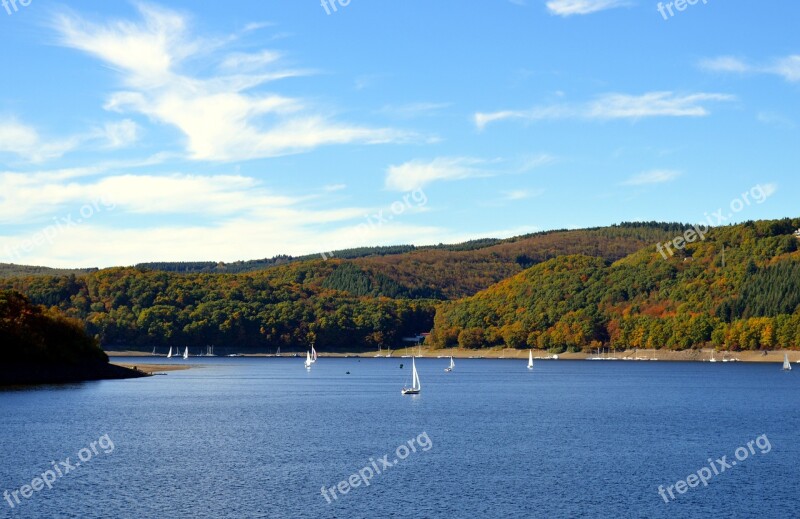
[700,55,800,83]
[52,3,412,162]
[0,168,453,266]
[385,154,554,191]
[757,111,795,129]
[377,102,452,119]
[475,91,734,129]
[621,170,681,186]
[385,157,489,191]
[546,0,630,16]
[0,119,82,163]
[501,189,544,200]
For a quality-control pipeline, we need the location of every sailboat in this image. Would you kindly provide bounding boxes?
[444,356,454,372]
[304,351,312,369]
[783,354,792,371]
[183,347,189,360]
[709,351,717,363]
[167,347,173,359]
[311,345,318,364]
[527,349,534,370]
[276,346,281,357]
[402,357,421,395]
[152,347,157,356]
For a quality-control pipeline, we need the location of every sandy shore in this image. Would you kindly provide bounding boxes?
[107,348,798,363]
[112,363,192,374]
[327,347,798,363]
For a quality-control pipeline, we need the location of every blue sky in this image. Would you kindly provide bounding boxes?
[1,0,798,267]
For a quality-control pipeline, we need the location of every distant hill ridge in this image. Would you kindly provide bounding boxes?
[6,220,798,354]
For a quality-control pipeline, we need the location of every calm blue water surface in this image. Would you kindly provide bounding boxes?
[1,357,798,518]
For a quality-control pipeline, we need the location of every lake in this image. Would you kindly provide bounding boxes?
[1,357,798,518]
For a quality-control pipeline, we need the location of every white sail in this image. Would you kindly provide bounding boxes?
[304,351,312,368]
[311,345,318,363]
[528,349,534,369]
[183,347,189,360]
[167,347,173,358]
[449,357,455,370]
[783,354,792,371]
[412,357,421,390]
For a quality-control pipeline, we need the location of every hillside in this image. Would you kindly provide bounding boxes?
[351,223,685,299]
[0,290,145,384]
[4,220,797,354]
[0,265,436,353]
[0,263,97,278]
[430,218,800,352]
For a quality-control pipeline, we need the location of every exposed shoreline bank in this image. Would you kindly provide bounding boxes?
[106,348,798,363]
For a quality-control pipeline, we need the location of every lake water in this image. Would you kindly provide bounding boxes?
[1,358,798,518]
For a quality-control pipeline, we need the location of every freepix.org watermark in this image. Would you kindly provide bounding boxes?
[2,0,31,16]
[321,188,428,261]
[4,434,115,510]
[656,184,772,260]
[320,0,351,15]
[320,431,432,504]
[657,434,771,504]
[657,0,708,21]
[3,198,115,262]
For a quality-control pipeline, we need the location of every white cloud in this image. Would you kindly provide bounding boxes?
[699,56,751,74]
[772,55,800,82]
[377,102,452,119]
[475,92,734,129]
[385,157,489,191]
[385,154,555,191]
[757,111,794,129]
[546,0,629,16]
[0,119,82,163]
[502,189,543,200]
[622,170,681,186]
[101,119,140,149]
[700,54,800,83]
[53,3,410,162]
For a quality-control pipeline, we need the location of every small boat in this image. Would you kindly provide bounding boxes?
[783,354,792,371]
[402,357,421,395]
[166,347,173,359]
[183,347,189,360]
[311,345,318,364]
[709,351,717,363]
[444,356,454,372]
[152,347,157,356]
[527,349,534,370]
[275,346,281,357]
[304,351,312,369]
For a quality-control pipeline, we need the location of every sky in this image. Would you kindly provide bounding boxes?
[1,0,798,268]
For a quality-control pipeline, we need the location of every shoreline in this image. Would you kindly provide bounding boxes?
[106,348,798,363]
[112,363,192,374]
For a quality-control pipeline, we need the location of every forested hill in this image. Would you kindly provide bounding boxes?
[0,290,148,385]
[132,222,684,287]
[0,222,681,352]
[430,218,800,352]
[0,290,107,364]
[0,263,97,278]
[4,219,799,353]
